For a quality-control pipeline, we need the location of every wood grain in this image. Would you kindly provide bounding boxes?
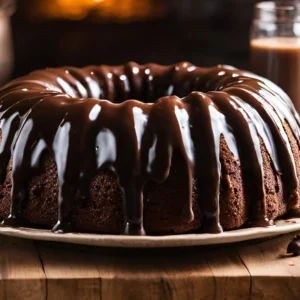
[237,233,300,300]
[0,232,300,299]
[36,242,101,300]
[204,248,250,299]
[0,236,45,300]
[93,248,214,300]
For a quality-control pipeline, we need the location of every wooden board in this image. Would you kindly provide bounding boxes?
[1,232,300,299]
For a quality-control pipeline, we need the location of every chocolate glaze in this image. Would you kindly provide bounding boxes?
[287,235,300,256]
[0,62,299,235]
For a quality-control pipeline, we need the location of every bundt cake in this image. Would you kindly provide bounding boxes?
[0,62,299,235]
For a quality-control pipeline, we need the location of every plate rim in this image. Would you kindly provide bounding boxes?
[0,218,299,248]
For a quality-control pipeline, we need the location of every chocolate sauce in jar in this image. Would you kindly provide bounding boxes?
[250,2,300,112]
[251,37,300,112]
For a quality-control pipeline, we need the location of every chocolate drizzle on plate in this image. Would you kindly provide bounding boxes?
[0,62,299,235]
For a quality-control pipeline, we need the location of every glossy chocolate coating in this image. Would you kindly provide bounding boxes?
[0,62,299,235]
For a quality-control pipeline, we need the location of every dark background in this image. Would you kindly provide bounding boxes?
[9,0,257,78]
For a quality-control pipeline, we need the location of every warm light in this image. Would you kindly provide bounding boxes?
[31,0,166,22]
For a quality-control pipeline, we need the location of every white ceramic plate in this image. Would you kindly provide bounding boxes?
[0,218,299,248]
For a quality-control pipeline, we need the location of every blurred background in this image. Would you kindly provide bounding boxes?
[0,0,258,84]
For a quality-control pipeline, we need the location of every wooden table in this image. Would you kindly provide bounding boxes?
[1,231,300,300]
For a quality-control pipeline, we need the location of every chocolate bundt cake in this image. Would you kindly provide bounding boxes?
[0,62,299,235]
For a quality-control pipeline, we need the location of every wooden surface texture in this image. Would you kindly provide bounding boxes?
[1,232,300,299]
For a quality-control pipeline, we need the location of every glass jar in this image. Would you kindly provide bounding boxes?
[0,0,15,85]
[250,1,300,112]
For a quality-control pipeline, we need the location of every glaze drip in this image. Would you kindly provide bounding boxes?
[0,62,299,234]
